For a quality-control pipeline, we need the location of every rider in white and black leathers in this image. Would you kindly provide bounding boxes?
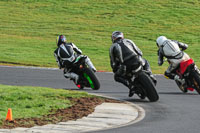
[156,36,190,83]
[54,35,96,84]
[109,31,157,96]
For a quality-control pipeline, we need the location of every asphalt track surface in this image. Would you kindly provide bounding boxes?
[1,66,200,133]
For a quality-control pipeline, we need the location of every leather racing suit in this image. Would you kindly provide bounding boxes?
[109,38,156,89]
[157,40,190,79]
[54,42,96,83]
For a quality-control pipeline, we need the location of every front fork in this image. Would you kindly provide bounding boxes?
[85,57,96,72]
[194,65,200,75]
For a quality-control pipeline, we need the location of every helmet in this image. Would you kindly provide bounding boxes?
[111,31,124,43]
[56,35,66,47]
[156,36,168,47]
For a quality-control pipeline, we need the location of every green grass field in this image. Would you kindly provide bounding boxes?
[0,84,91,119]
[0,0,200,73]
[0,0,199,126]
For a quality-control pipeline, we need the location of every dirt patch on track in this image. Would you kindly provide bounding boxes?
[0,97,121,129]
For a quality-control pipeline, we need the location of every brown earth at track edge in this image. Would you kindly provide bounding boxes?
[0,97,122,129]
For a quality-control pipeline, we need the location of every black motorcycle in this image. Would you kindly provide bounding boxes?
[126,63,159,102]
[70,55,100,90]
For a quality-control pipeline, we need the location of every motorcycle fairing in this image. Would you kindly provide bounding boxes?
[179,59,194,74]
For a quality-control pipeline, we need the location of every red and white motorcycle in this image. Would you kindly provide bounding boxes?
[170,59,200,94]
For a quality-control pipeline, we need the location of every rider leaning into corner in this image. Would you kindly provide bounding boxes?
[109,31,157,97]
[156,36,200,84]
[54,35,96,84]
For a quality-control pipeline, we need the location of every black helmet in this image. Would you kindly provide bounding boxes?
[56,35,66,47]
[111,31,124,43]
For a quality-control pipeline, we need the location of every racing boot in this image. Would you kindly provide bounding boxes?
[64,72,79,84]
[128,82,135,97]
[117,79,134,97]
[85,57,97,72]
[128,88,135,97]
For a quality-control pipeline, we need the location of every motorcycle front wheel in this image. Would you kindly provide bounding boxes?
[190,71,200,94]
[138,72,159,102]
[83,68,100,90]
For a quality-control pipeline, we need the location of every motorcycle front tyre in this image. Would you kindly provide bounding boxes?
[138,72,159,102]
[190,71,200,94]
[83,68,100,90]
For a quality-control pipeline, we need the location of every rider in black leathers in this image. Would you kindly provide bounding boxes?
[54,35,96,84]
[109,31,157,97]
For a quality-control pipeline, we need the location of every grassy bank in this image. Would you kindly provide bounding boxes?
[0,84,90,119]
[0,0,199,73]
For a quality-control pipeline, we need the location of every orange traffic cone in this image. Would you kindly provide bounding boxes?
[5,108,13,121]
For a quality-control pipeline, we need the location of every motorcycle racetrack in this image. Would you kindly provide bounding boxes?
[1,66,200,133]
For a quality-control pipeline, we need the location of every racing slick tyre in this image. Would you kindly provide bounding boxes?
[84,68,100,90]
[138,72,159,102]
[191,71,200,94]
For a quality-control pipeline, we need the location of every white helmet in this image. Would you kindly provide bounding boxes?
[156,36,168,47]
